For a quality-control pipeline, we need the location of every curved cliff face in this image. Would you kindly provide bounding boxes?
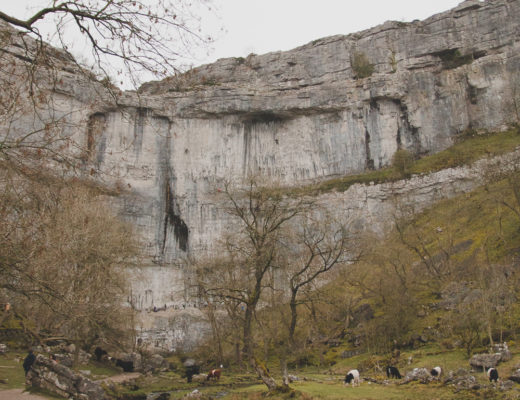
[3,1,519,350]
[80,1,520,320]
[95,1,517,252]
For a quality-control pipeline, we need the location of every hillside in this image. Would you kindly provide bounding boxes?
[5,130,520,398]
[1,0,520,371]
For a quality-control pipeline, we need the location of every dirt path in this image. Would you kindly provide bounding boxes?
[0,389,48,400]
[97,371,141,384]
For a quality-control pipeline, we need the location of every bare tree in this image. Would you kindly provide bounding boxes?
[270,214,359,384]
[0,173,138,357]
[283,215,359,346]
[0,0,213,86]
[196,178,312,392]
[0,0,214,355]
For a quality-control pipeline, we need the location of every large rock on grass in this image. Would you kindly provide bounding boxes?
[469,353,502,370]
[443,368,480,391]
[469,344,511,371]
[401,368,433,384]
[508,369,520,384]
[26,355,106,400]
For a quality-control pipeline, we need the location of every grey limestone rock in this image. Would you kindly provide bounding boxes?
[469,353,502,370]
[26,355,106,400]
[3,0,520,351]
[401,368,433,384]
[469,344,511,370]
[508,369,520,383]
[443,368,480,391]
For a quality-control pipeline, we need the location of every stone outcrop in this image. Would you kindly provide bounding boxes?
[401,368,434,384]
[26,355,106,400]
[443,368,480,391]
[2,0,520,350]
[469,342,512,370]
[469,353,503,370]
[99,0,520,324]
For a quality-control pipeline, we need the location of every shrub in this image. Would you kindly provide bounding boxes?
[351,52,374,79]
[392,148,414,178]
[437,49,473,70]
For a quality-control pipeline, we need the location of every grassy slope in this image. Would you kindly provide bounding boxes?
[222,129,520,399]
[4,129,520,400]
[284,127,520,197]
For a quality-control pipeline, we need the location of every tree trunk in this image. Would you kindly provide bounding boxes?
[251,356,281,392]
[243,305,254,361]
[280,347,290,387]
[487,324,494,347]
[235,341,242,370]
[289,291,298,347]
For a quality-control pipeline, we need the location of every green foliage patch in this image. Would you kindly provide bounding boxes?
[351,52,375,79]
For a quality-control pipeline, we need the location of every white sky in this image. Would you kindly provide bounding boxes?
[2,0,464,84]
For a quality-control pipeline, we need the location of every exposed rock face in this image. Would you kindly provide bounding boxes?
[26,355,106,400]
[469,353,503,370]
[2,1,520,350]
[401,367,434,384]
[443,368,480,391]
[103,0,520,319]
[469,342,512,369]
[136,308,212,352]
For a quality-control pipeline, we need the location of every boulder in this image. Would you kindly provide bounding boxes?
[401,368,433,384]
[145,354,168,371]
[54,353,73,367]
[500,380,514,391]
[469,353,502,370]
[113,352,143,372]
[191,373,207,383]
[184,389,203,398]
[0,343,7,353]
[492,342,512,362]
[26,355,106,400]
[508,369,520,384]
[443,368,480,391]
[147,393,171,400]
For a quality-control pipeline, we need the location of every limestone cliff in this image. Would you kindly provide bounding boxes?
[2,0,520,351]
[105,0,520,310]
